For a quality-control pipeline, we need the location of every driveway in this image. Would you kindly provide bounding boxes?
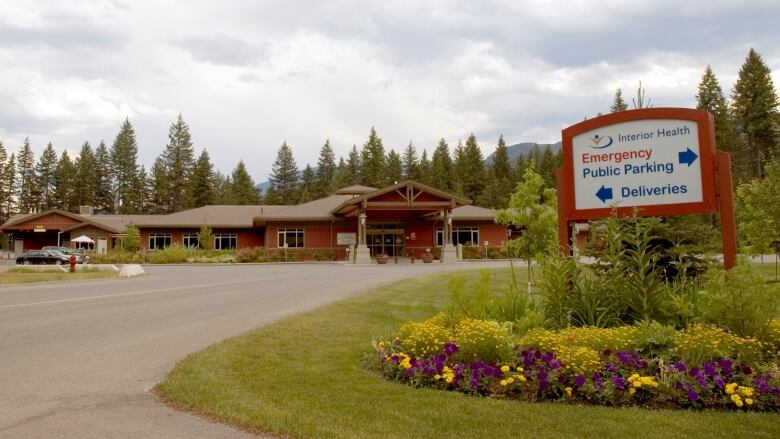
[0,262,510,438]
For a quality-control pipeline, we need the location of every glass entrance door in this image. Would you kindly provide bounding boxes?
[366,228,404,257]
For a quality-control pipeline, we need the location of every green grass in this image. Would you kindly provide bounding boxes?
[0,267,119,285]
[157,267,780,439]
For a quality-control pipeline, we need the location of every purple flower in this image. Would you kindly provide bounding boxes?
[673,362,687,373]
[557,375,567,384]
[443,342,458,355]
[703,363,717,378]
[593,372,604,390]
[602,349,612,357]
[714,378,725,390]
[605,362,617,373]
[617,351,631,365]
[687,390,700,401]
[541,352,554,363]
[538,370,548,382]
[739,363,752,375]
[718,359,733,378]
[574,375,586,388]
[549,359,561,370]
[611,375,625,389]
[675,380,684,390]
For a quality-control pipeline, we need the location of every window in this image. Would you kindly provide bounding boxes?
[214,234,237,250]
[278,228,304,248]
[149,233,172,250]
[436,227,480,246]
[183,233,199,249]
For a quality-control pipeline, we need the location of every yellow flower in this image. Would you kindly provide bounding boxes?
[516,367,524,372]
[506,377,515,384]
[745,398,753,406]
[518,375,527,382]
[738,386,754,397]
[632,380,642,388]
[500,380,508,386]
[725,383,738,395]
[730,394,742,405]
[629,387,636,395]
[434,374,441,380]
[445,376,453,384]
[500,365,510,373]
[564,387,572,397]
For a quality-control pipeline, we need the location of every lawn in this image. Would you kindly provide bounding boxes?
[156,263,780,439]
[0,267,119,285]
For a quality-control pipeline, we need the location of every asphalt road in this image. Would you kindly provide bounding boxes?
[0,261,510,438]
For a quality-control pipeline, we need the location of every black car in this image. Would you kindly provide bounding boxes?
[41,246,90,264]
[16,250,71,265]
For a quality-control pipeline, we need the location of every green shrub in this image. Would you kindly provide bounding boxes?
[452,318,513,363]
[461,245,506,259]
[673,324,765,365]
[236,246,267,262]
[92,249,144,264]
[146,244,191,264]
[121,224,140,252]
[396,318,453,358]
[698,259,779,338]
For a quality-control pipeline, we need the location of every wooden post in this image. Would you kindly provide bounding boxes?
[716,151,737,270]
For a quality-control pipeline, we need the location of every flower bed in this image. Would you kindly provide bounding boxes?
[372,315,780,411]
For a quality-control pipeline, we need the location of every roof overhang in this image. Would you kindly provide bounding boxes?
[329,180,472,217]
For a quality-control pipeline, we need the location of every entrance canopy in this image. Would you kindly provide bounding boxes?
[330,180,471,218]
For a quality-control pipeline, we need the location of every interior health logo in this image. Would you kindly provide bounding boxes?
[589,134,613,149]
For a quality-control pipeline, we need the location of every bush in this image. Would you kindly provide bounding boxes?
[236,246,267,263]
[673,324,764,365]
[396,318,453,358]
[453,318,513,363]
[145,244,191,264]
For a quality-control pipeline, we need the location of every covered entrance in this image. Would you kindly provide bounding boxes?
[366,224,404,257]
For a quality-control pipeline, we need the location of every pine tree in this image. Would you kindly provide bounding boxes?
[386,150,402,184]
[187,149,216,208]
[696,66,740,179]
[401,141,419,180]
[149,156,169,214]
[610,88,628,112]
[331,157,351,190]
[230,160,260,205]
[93,141,114,213]
[418,149,431,184]
[513,153,528,184]
[491,135,514,208]
[538,145,558,188]
[16,138,38,213]
[161,114,195,212]
[346,145,361,185]
[452,140,466,195]
[315,140,337,197]
[299,164,316,203]
[3,153,16,217]
[430,138,453,191]
[632,80,652,109]
[0,143,10,221]
[35,142,58,211]
[53,150,77,212]
[136,165,151,214]
[110,118,141,213]
[74,142,97,208]
[360,127,386,187]
[731,48,780,180]
[212,171,231,204]
[455,134,486,203]
[269,141,300,205]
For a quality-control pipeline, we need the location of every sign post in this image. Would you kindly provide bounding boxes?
[557,108,736,269]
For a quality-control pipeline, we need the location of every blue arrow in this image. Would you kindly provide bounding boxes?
[596,185,613,203]
[678,148,698,166]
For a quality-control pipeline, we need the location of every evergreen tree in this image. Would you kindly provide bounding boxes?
[513,153,528,184]
[696,66,739,180]
[315,140,337,197]
[269,141,300,205]
[430,138,453,191]
[229,160,260,205]
[0,143,11,221]
[93,141,114,213]
[188,149,216,207]
[74,142,97,208]
[346,145,361,185]
[610,88,628,112]
[491,135,514,208]
[538,145,558,188]
[452,140,466,195]
[456,134,486,203]
[136,165,151,214]
[3,153,16,217]
[401,141,419,180]
[299,164,316,203]
[737,159,780,257]
[418,149,431,184]
[632,80,652,109]
[386,150,403,184]
[479,170,499,208]
[161,114,195,212]
[110,118,141,213]
[35,142,58,211]
[149,156,169,214]
[53,150,77,212]
[212,171,231,204]
[360,127,386,187]
[731,48,780,180]
[331,157,351,190]
[16,137,38,213]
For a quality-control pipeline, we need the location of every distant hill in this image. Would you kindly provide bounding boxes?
[484,141,562,165]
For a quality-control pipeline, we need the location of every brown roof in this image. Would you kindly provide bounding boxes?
[451,205,498,220]
[256,195,354,222]
[134,205,288,228]
[334,185,378,195]
[330,180,472,216]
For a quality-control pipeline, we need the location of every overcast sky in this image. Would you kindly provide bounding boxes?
[1,0,778,181]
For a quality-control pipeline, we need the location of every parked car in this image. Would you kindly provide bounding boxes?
[16,250,71,265]
[41,246,90,264]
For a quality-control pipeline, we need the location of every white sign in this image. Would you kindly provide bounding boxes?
[337,232,357,245]
[572,119,703,210]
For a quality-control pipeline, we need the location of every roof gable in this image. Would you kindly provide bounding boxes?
[330,180,472,216]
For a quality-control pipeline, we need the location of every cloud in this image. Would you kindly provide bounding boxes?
[176,34,269,66]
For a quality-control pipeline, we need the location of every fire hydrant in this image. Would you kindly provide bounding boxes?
[69,254,77,273]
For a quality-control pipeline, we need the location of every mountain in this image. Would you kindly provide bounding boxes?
[484,141,562,165]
